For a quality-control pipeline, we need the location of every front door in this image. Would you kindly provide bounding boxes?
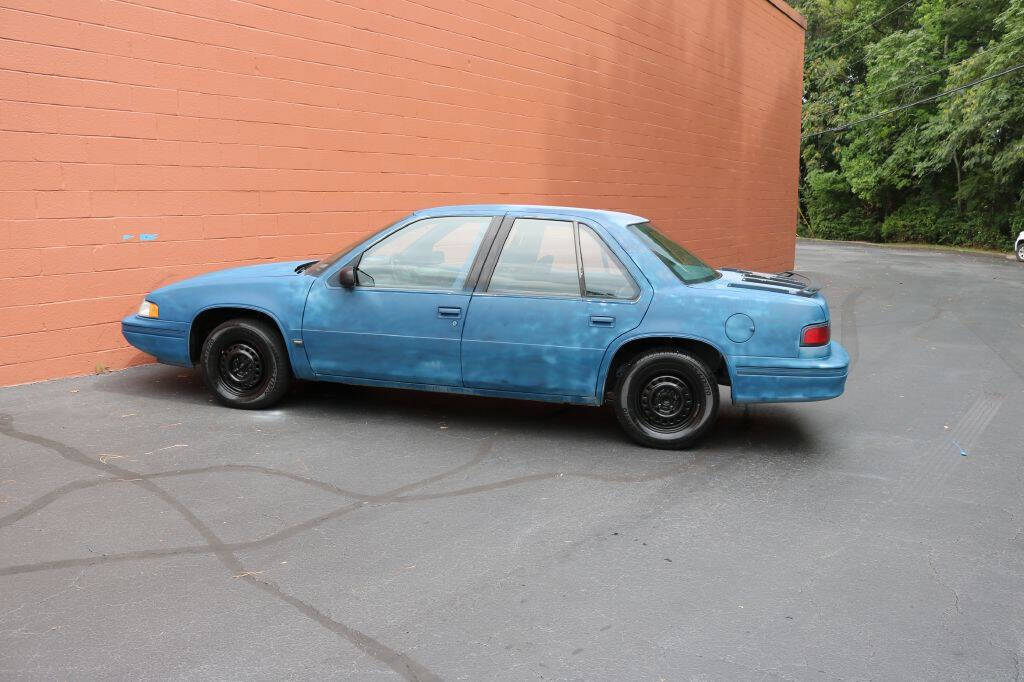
[302,215,494,386]
[461,217,647,397]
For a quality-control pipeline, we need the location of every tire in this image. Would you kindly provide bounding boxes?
[199,317,292,409]
[613,349,720,449]
[1017,242,1024,262]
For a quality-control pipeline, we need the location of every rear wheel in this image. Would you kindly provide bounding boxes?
[200,318,291,409]
[614,349,719,449]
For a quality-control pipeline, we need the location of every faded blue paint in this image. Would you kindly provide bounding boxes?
[725,313,755,343]
[461,210,652,397]
[729,343,849,403]
[121,204,849,406]
[121,318,190,366]
[302,285,470,385]
[130,260,316,378]
[461,293,649,396]
[140,233,158,241]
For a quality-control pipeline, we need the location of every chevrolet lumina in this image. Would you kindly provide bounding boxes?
[122,205,849,449]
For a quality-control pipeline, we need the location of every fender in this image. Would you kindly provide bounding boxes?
[595,330,733,398]
[190,303,315,380]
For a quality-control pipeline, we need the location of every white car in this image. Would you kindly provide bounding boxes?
[1017,231,1024,262]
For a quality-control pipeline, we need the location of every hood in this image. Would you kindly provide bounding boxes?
[155,260,312,293]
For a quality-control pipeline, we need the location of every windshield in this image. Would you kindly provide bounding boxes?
[627,222,719,284]
[301,220,401,277]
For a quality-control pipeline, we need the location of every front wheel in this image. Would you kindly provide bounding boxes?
[1016,242,1024,262]
[614,349,720,449]
[200,318,292,409]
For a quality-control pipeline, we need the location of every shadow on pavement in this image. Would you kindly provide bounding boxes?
[93,364,818,458]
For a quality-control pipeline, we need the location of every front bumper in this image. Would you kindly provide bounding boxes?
[121,315,191,366]
[729,342,849,404]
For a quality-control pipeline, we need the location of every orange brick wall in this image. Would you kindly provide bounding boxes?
[0,0,805,386]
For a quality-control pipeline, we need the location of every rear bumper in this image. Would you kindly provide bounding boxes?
[121,315,191,367]
[730,342,849,404]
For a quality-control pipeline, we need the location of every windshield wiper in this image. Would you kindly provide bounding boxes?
[294,260,318,273]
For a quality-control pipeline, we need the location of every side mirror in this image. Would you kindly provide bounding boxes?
[338,266,357,289]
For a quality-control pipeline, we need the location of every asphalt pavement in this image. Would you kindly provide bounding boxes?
[1,240,1022,680]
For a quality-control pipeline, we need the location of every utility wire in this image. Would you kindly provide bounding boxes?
[802,60,1024,139]
[806,0,919,61]
[805,0,977,108]
[809,29,1024,117]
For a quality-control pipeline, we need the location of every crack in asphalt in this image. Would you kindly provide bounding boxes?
[2,453,703,536]
[0,413,705,678]
[0,413,479,681]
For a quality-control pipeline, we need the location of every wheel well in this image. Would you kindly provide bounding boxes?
[602,337,729,402]
[188,307,285,364]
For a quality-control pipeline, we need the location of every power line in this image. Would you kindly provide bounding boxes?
[802,60,1024,139]
[806,0,918,61]
[809,29,1024,118]
[802,0,978,111]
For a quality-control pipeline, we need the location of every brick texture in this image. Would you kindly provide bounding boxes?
[0,0,805,386]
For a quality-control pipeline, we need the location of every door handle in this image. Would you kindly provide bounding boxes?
[590,315,615,327]
[437,306,462,318]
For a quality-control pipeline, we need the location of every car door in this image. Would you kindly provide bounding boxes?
[302,214,498,385]
[461,215,649,397]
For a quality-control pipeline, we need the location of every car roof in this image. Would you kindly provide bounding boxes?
[412,204,648,227]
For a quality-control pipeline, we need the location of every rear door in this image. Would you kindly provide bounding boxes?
[460,214,649,397]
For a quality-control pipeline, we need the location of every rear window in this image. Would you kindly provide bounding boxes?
[627,222,719,284]
[487,218,579,297]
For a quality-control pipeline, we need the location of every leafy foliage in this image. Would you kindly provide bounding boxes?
[796,0,1024,248]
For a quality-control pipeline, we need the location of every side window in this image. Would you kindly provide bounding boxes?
[358,216,491,290]
[487,219,580,297]
[579,225,639,299]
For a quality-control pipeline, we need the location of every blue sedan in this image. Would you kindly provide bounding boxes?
[122,205,849,448]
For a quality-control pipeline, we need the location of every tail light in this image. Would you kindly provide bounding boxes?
[801,322,830,347]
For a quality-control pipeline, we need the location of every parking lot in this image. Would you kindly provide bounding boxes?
[1,240,1022,680]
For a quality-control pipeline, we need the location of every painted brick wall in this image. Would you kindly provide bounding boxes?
[0,0,805,386]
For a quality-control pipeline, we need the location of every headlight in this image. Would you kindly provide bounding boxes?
[138,300,159,318]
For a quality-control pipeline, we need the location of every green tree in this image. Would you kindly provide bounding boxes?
[795,0,1024,248]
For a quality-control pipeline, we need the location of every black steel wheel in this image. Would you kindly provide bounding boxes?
[218,342,265,395]
[200,317,291,409]
[637,373,698,432]
[614,349,720,449]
